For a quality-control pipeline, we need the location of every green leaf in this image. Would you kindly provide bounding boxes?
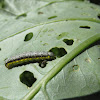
[0,0,100,100]
[1,1,100,41]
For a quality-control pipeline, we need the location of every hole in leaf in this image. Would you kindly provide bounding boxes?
[24,32,33,41]
[56,32,69,40]
[39,60,47,68]
[0,0,5,8]
[38,12,43,14]
[16,13,27,19]
[0,48,1,51]
[63,39,74,45]
[85,58,91,63]
[90,6,95,9]
[48,16,57,19]
[79,26,90,29]
[49,47,67,58]
[43,28,48,33]
[43,43,48,46]
[20,71,36,87]
[75,6,78,8]
[73,65,79,71]
[98,58,100,60]
[97,14,100,19]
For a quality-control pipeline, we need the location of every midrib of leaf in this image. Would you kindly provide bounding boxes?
[21,33,100,100]
[22,18,100,24]
[0,19,100,42]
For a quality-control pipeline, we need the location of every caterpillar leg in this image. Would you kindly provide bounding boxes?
[39,60,47,68]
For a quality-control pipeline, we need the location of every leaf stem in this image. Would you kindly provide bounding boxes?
[21,34,100,100]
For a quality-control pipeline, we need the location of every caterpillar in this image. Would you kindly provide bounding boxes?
[5,52,56,69]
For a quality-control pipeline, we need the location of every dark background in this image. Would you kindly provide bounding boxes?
[62,91,100,100]
[89,0,100,5]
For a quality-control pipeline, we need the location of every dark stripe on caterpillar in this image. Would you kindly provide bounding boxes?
[5,52,56,69]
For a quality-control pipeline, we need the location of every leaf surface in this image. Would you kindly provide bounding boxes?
[0,0,100,100]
